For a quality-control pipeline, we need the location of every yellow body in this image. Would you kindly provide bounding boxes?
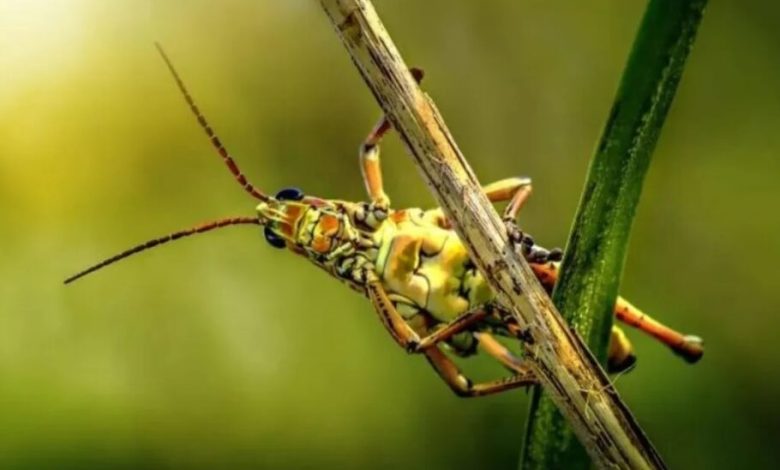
[373,208,492,324]
[76,49,700,398]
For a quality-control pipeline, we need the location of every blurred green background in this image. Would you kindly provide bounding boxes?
[1,1,778,468]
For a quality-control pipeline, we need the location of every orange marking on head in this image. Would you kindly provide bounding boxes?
[280,223,295,238]
[284,204,303,220]
[280,205,304,237]
[311,236,331,254]
[319,213,340,235]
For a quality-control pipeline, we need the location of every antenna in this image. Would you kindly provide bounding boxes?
[64,216,261,284]
[155,42,269,201]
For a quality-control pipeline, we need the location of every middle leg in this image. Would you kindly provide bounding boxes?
[423,176,562,263]
[424,345,536,398]
[473,331,530,375]
[482,177,533,223]
[424,177,533,230]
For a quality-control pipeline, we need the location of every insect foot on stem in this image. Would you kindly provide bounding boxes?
[526,247,564,264]
[503,218,525,244]
[504,218,534,254]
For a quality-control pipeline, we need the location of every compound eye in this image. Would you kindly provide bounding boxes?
[264,226,287,249]
[275,187,304,201]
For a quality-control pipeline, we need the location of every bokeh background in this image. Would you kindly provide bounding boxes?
[1,1,778,468]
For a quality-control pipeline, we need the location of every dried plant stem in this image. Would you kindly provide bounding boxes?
[319,1,666,468]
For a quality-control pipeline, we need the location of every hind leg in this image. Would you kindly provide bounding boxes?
[616,297,703,363]
[530,262,704,364]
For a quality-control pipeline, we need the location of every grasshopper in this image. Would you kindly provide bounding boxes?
[65,45,703,398]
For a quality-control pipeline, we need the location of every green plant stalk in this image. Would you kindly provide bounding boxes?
[520,1,707,468]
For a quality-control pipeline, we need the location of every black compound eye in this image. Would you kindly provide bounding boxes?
[275,187,304,201]
[264,226,287,249]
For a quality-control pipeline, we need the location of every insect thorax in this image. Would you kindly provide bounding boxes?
[369,209,494,323]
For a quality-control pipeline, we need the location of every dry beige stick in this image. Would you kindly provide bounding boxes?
[319,1,666,469]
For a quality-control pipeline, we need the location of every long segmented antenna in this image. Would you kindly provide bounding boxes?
[154,42,269,201]
[64,216,261,284]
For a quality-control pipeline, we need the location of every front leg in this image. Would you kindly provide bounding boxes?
[358,68,425,222]
[359,116,392,208]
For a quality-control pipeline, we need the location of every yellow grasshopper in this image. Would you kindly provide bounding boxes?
[66,46,703,397]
